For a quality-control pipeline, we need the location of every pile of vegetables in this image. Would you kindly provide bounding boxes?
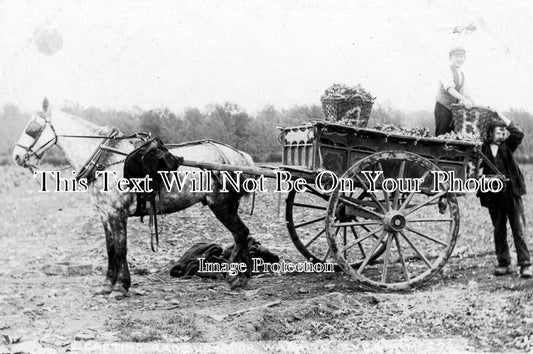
[436,131,479,142]
[370,123,480,142]
[372,123,431,138]
[321,83,375,102]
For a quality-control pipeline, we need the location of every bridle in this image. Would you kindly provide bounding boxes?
[16,111,58,169]
[16,109,150,174]
[16,108,162,251]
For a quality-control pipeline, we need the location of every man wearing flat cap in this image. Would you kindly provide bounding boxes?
[434,46,475,136]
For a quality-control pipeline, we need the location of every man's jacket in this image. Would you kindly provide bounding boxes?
[477,121,526,207]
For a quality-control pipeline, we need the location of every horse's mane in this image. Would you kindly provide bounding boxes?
[59,110,116,136]
[56,110,125,166]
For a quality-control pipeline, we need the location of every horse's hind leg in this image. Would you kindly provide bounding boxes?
[208,194,251,289]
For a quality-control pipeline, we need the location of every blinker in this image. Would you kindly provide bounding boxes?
[25,120,44,139]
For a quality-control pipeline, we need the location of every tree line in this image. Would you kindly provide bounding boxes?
[1,101,533,165]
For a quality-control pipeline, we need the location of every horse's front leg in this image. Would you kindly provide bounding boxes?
[110,210,131,295]
[96,215,118,295]
[98,210,131,296]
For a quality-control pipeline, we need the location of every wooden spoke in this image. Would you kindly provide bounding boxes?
[325,151,460,290]
[354,174,386,213]
[398,230,431,268]
[381,232,394,283]
[404,226,448,247]
[339,196,384,219]
[358,222,372,233]
[393,160,406,209]
[303,228,326,248]
[287,187,328,264]
[377,163,391,211]
[339,194,383,210]
[408,218,453,223]
[294,215,326,229]
[403,191,446,216]
[306,185,330,200]
[399,170,431,211]
[357,230,387,274]
[323,246,331,261]
[332,221,382,228]
[292,202,327,211]
[343,227,347,257]
[350,225,367,259]
[394,232,410,282]
[342,226,384,253]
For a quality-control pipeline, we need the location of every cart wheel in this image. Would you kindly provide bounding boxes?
[326,151,460,290]
[286,184,385,265]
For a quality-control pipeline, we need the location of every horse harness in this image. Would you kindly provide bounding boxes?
[18,108,252,253]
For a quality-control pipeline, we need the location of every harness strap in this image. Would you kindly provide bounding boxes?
[76,129,120,181]
[206,141,231,164]
[57,132,150,140]
[148,199,159,252]
[166,139,250,162]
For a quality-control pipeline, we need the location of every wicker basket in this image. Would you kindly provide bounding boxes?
[321,96,374,127]
[451,104,500,139]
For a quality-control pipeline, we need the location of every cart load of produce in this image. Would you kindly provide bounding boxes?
[451,104,499,140]
[371,123,479,142]
[373,123,431,137]
[435,130,479,142]
[321,83,375,127]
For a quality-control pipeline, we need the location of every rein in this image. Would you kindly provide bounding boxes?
[57,132,151,140]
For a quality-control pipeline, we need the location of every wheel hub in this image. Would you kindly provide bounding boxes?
[382,211,406,232]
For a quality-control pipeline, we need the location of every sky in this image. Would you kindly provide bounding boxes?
[1,0,532,114]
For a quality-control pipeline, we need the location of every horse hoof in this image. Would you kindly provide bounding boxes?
[95,285,113,295]
[227,275,249,289]
[109,285,130,299]
[109,290,130,300]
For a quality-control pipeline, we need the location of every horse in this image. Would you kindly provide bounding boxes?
[12,98,255,295]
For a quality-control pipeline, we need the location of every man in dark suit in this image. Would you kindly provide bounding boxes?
[477,113,531,278]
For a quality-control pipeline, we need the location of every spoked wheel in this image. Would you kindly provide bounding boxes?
[286,184,386,266]
[325,151,460,290]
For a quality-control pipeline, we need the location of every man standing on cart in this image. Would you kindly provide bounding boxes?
[434,46,475,136]
[477,113,532,278]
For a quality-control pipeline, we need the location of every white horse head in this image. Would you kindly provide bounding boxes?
[13,98,57,170]
[13,98,120,172]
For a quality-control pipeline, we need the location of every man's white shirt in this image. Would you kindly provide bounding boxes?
[438,66,465,92]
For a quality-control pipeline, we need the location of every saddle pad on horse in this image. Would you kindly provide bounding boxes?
[124,137,183,216]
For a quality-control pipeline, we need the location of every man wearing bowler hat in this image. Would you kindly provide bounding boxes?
[434,46,475,136]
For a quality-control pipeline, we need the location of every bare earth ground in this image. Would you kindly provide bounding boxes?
[1,165,533,353]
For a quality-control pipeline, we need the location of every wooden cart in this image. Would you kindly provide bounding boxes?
[182,120,489,290]
[278,120,485,290]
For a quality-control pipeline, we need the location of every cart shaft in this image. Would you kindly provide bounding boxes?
[180,159,314,181]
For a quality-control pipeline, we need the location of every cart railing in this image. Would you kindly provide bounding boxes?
[278,120,482,181]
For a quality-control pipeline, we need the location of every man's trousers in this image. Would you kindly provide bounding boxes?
[488,195,531,267]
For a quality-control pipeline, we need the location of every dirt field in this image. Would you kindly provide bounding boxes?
[2,164,533,353]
